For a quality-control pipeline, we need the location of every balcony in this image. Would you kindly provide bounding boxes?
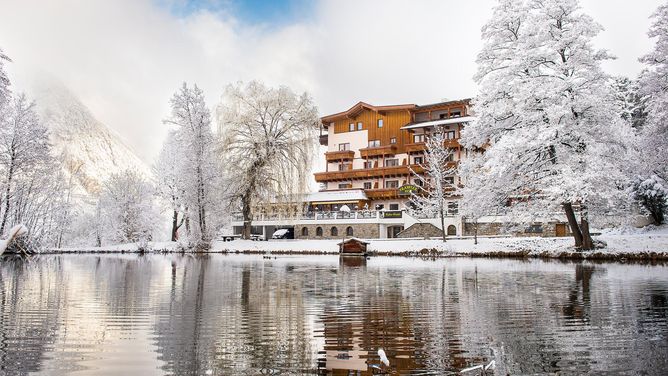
[314,164,426,182]
[325,150,355,162]
[365,188,401,200]
[231,210,403,222]
[404,142,426,153]
[444,139,461,148]
[359,144,397,158]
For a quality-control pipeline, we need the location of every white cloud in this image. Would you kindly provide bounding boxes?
[0,0,661,163]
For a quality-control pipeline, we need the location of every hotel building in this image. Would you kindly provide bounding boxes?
[230,99,475,239]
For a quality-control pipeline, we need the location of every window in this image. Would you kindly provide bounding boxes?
[385,180,399,188]
[338,143,350,151]
[357,122,363,130]
[447,202,459,215]
[377,119,383,128]
[413,134,425,143]
[316,227,323,236]
[301,227,308,237]
[368,140,381,148]
[385,159,398,167]
[444,176,454,184]
[389,203,399,210]
[525,224,543,233]
[364,161,374,169]
[446,131,456,139]
[375,204,384,210]
[338,163,351,171]
[363,182,372,190]
[447,225,457,236]
[331,227,338,236]
[450,109,461,118]
[349,123,355,131]
[445,153,454,162]
[338,183,352,189]
[413,156,423,165]
[390,137,396,144]
[346,226,354,236]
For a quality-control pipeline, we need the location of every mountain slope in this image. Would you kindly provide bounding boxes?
[32,82,151,195]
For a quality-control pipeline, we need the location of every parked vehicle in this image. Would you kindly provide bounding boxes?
[271,228,293,239]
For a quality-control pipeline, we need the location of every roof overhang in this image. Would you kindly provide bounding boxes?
[401,116,476,130]
[307,189,368,204]
[321,102,416,126]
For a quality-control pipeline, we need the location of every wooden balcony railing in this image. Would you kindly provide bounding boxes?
[364,188,401,200]
[325,150,355,162]
[314,164,427,182]
[359,144,397,158]
[404,142,426,153]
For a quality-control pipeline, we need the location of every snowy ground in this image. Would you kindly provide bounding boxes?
[45,225,668,260]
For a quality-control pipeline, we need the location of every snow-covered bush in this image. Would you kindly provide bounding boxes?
[629,175,668,225]
[98,170,157,244]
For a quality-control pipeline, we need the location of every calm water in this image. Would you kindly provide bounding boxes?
[0,254,666,375]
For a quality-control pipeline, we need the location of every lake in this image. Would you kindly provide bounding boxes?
[0,254,666,375]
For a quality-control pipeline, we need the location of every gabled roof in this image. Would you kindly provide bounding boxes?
[401,116,476,130]
[414,98,472,111]
[321,101,416,125]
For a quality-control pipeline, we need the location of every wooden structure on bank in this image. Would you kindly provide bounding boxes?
[338,238,369,256]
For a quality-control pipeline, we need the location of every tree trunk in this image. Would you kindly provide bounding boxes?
[563,202,583,249]
[580,205,594,251]
[171,210,179,241]
[0,161,15,235]
[440,207,447,242]
[241,190,253,240]
[474,221,478,245]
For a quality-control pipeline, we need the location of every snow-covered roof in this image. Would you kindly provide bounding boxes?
[307,189,368,204]
[337,237,370,245]
[401,116,476,130]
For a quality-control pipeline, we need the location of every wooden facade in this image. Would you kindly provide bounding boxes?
[317,99,471,203]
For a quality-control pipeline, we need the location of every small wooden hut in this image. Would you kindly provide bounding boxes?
[338,238,369,256]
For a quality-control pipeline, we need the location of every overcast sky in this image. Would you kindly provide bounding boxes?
[0,0,663,163]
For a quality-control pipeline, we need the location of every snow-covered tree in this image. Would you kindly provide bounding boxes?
[408,128,458,242]
[0,95,52,234]
[98,170,156,244]
[638,2,668,183]
[627,2,668,225]
[154,131,188,241]
[0,48,11,105]
[163,83,219,247]
[628,175,668,225]
[611,76,647,129]
[462,0,632,250]
[0,93,70,249]
[217,81,319,239]
[458,150,505,245]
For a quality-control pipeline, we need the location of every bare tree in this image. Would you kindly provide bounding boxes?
[217,81,319,239]
[408,127,458,242]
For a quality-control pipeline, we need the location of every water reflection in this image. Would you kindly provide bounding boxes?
[0,254,666,375]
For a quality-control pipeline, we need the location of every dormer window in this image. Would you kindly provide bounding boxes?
[378,119,383,128]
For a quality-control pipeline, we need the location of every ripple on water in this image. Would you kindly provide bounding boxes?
[0,255,666,375]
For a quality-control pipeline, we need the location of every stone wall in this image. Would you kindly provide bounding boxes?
[463,221,570,238]
[295,223,379,239]
[396,223,443,238]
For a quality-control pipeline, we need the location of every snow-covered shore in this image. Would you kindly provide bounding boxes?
[43,225,668,261]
